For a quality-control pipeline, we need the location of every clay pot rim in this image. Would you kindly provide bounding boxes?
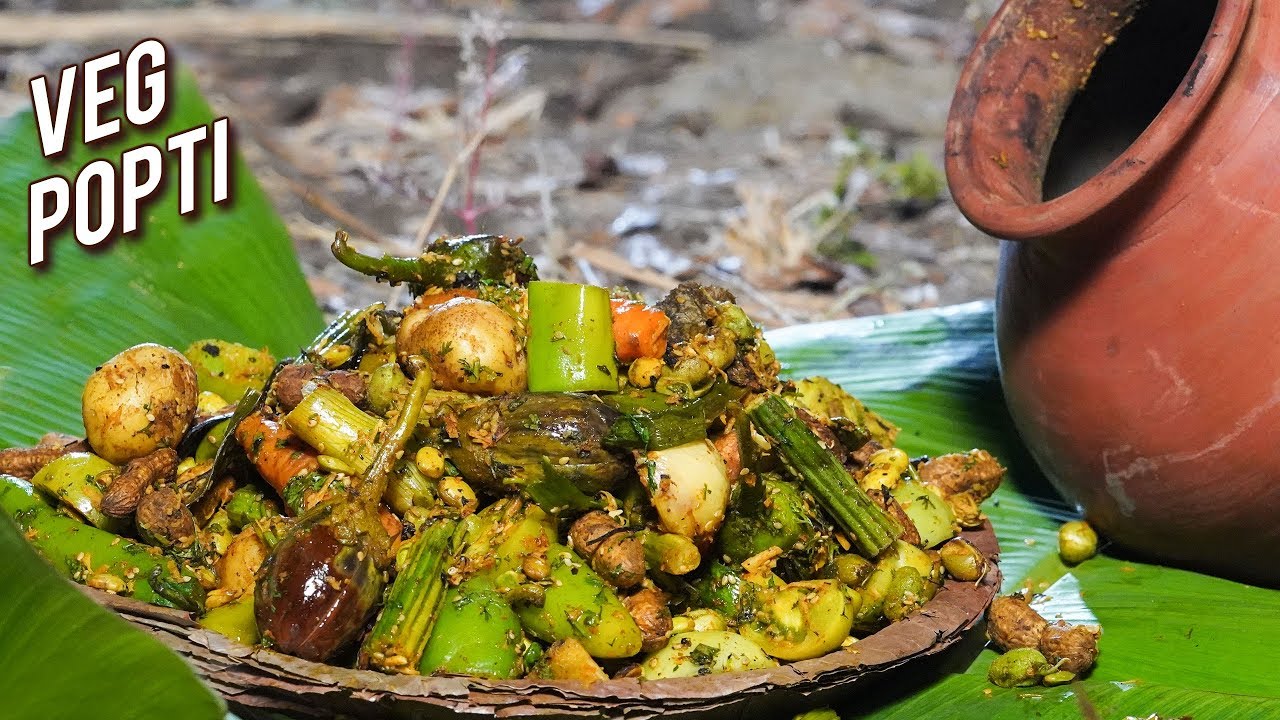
[944,0,1254,240]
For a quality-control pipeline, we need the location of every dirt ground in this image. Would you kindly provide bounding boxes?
[0,0,1003,326]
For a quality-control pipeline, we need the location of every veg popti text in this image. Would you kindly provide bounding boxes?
[26,40,232,266]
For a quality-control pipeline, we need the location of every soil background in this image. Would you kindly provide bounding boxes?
[0,0,1003,325]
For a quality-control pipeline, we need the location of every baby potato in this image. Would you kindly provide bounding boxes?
[397,297,527,395]
[638,440,730,546]
[740,580,859,661]
[639,631,777,680]
[215,528,269,600]
[82,343,199,464]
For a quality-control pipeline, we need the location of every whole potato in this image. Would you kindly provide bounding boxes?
[82,343,199,464]
[397,297,527,394]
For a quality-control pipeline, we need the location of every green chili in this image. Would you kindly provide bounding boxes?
[1,475,204,611]
[601,380,747,451]
[331,231,537,295]
[359,369,433,509]
[303,303,384,369]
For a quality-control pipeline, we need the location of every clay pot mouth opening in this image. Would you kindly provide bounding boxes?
[944,0,1252,239]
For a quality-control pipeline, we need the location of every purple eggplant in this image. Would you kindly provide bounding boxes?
[255,504,383,662]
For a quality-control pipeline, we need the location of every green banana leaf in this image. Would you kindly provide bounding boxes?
[0,68,323,449]
[0,512,226,719]
[769,303,1280,719]
[0,70,320,718]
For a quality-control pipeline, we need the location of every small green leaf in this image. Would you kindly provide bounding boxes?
[524,458,603,513]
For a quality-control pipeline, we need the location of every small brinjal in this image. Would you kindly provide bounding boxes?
[255,502,383,662]
[447,393,630,496]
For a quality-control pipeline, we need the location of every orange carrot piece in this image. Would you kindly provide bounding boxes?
[235,411,320,496]
[235,415,405,542]
[378,505,403,540]
[610,299,670,364]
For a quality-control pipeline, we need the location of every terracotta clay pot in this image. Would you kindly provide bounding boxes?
[946,0,1280,585]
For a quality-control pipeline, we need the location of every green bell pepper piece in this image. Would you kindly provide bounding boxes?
[183,339,276,402]
[30,452,125,533]
[514,542,643,659]
[526,281,618,393]
[475,503,641,659]
[199,595,258,645]
[419,574,527,679]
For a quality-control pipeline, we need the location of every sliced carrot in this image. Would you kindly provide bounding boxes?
[610,298,670,363]
[234,410,320,496]
[235,414,405,543]
[378,505,403,540]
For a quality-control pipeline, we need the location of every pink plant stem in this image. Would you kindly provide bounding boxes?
[389,34,416,143]
[458,40,499,234]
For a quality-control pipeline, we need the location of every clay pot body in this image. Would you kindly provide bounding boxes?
[946,0,1280,585]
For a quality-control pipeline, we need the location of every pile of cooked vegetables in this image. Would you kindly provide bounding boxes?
[0,233,1009,683]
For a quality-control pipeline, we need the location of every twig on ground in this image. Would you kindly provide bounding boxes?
[700,265,799,327]
[575,258,604,287]
[723,183,812,274]
[411,130,489,254]
[389,35,417,143]
[821,283,877,320]
[234,121,328,181]
[531,115,566,268]
[408,88,548,254]
[458,36,500,234]
[217,97,388,245]
[273,171,389,247]
[569,243,679,292]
